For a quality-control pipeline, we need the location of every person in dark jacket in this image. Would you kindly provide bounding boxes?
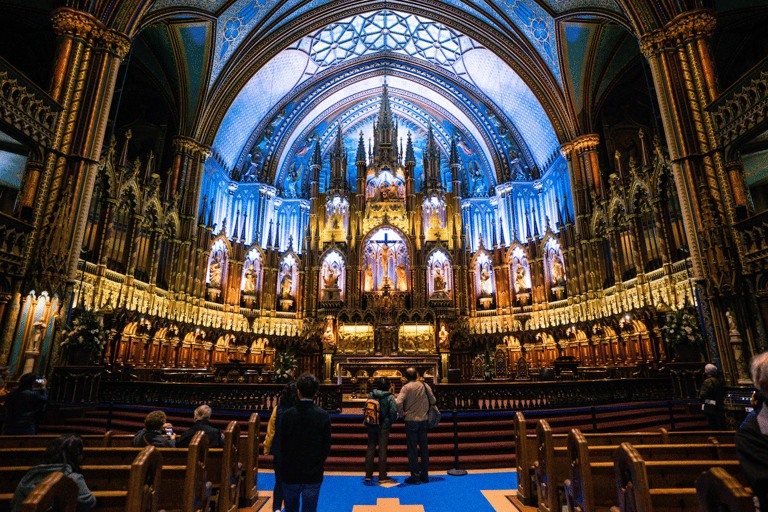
[736,351,768,511]
[11,433,96,512]
[280,373,331,512]
[133,410,176,447]
[3,373,47,435]
[698,363,726,430]
[364,376,398,483]
[263,382,298,512]
[175,404,222,448]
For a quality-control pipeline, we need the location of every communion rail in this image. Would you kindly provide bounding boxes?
[86,376,690,414]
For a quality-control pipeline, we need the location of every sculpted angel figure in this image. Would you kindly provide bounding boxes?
[364,264,373,292]
[396,263,407,291]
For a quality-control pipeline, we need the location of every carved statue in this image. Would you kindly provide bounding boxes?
[480,267,493,297]
[364,264,373,292]
[551,256,565,285]
[322,317,336,350]
[323,269,339,289]
[471,162,485,196]
[279,273,293,299]
[243,263,258,294]
[209,257,222,288]
[380,244,391,286]
[396,263,407,292]
[515,264,528,292]
[285,164,300,198]
[438,323,449,350]
[433,267,446,292]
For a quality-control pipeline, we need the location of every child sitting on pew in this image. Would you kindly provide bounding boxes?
[10,433,96,512]
[133,410,176,447]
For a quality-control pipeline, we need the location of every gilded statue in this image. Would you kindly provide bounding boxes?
[433,267,446,292]
[243,263,257,294]
[380,244,392,287]
[551,256,565,286]
[323,269,339,289]
[322,317,336,350]
[209,257,222,288]
[515,264,527,292]
[396,263,407,291]
[480,267,493,297]
[363,264,373,292]
[438,323,450,349]
[280,273,293,299]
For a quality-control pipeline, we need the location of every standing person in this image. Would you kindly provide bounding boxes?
[698,363,725,430]
[3,373,47,435]
[280,373,331,512]
[396,367,436,485]
[175,404,222,448]
[133,410,176,447]
[11,433,96,512]
[736,351,768,511]
[364,376,398,484]
[263,382,298,512]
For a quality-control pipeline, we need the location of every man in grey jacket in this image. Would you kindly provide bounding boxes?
[396,367,436,485]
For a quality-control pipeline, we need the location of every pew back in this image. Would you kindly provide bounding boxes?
[19,472,78,512]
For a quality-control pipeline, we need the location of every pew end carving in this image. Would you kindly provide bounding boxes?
[19,472,79,512]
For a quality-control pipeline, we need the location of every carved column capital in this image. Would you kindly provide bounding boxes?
[572,134,601,155]
[172,136,212,160]
[51,8,131,59]
[639,9,716,57]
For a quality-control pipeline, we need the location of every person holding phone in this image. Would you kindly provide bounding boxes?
[132,410,176,447]
[3,373,47,435]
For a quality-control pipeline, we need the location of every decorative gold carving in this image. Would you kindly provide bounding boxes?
[397,324,434,354]
[173,137,213,159]
[572,134,601,155]
[337,324,374,354]
[639,10,716,57]
[51,8,132,59]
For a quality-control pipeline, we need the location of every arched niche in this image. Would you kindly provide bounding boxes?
[277,253,299,311]
[361,225,410,292]
[474,250,495,309]
[207,238,230,303]
[427,249,452,300]
[508,245,531,306]
[320,249,346,300]
[242,247,264,295]
[543,237,566,301]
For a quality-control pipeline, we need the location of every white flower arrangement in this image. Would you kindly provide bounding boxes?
[60,309,106,353]
[664,306,705,351]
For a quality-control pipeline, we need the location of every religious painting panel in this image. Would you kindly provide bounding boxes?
[397,324,434,354]
[366,166,405,204]
[320,250,345,301]
[337,324,374,354]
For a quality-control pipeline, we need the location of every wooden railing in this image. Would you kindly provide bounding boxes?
[97,381,344,413]
[434,377,676,411]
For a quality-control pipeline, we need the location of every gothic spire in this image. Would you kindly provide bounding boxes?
[450,137,460,166]
[379,82,394,130]
[198,195,207,226]
[499,218,506,246]
[311,138,322,167]
[240,212,248,241]
[356,131,366,164]
[405,131,415,163]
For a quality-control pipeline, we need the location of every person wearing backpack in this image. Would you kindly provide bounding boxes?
[364,376,398,483]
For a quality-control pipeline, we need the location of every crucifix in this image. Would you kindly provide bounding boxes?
[372,231,396,287]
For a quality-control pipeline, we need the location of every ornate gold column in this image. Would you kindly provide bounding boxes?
[639,9,755,382]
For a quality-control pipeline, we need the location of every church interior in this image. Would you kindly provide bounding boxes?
[1,0,768,509]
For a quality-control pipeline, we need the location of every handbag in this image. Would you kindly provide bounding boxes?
[422,382,441,428]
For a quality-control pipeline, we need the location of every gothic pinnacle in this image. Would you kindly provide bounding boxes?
[450,137,459,166]
[405,132,415,163]
[356,131,366,164]
[311,138,322,166]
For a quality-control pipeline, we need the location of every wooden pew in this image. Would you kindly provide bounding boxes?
[19,472,78,512]
[563,429,738,512]
[240,413,260,507]
[0,435,207,512]
[0,433,111,449]
[695,467,755,512]
[215,421,241,512]
[514,412,538,505]
[612,443,744,512]
[534,420,736,512]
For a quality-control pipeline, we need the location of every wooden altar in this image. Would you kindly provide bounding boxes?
[334,356,440,385]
